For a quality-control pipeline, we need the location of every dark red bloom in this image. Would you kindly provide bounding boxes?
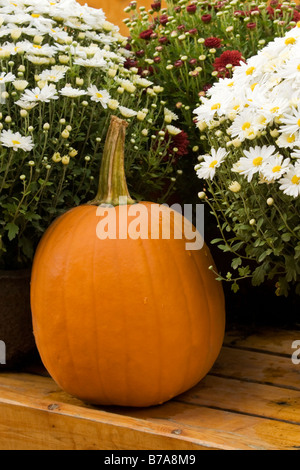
[293,10,300,22]
[151,1,161,11]
[204,37,222,48]
[158,36,169,44]
[187,4,197,14]
[164,130,189,161]
[246,22,257,29]
[139,29,153,40]
[202,83,212,93]
[188,28,198,35]
[213,50,245,77]
[177,24,186,31]
[136,49,145,57]
[174,59,184,68]
[201,14,212,23]
[189,58,198,66]
[174,5,181,13]
[154,56,161,63]
[124,58,138,69]
[159,14,169,25]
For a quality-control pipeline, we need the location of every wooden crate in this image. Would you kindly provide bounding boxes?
[1,327,300,450]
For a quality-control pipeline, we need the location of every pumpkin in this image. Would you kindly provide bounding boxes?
[30,116,225,407]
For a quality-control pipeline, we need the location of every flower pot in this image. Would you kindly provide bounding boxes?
[0,269,36,369]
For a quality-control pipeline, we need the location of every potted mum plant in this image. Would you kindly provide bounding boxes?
[193,24,300,304]
[0,0,186,366]
[123,0,300,203]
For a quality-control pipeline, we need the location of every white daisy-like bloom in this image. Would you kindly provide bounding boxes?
[229,109,260,142]
[233,145,277,182]
[260,154,290,182]
[166,125,182,136]
[60,85,86,98]
[196,148,228,180]
[276,132,300,149]
[74,52,107,68]
[280,107,300,137]
[164,107,179,123]
[13,79,29,91]
[19,84,58,103]
[0,129,34,152]
[291,148,300,159]
[279,163,300,198]
[118,106,137,118]
[15,99,38,110]
[87,85,110,107]
[39,67,67,83]
[0,71,15,83]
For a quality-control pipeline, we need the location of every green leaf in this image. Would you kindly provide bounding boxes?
[231,282,240,293]
[231,257,242,270]
[5,222,19,241]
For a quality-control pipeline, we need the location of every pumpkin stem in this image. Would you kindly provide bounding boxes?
[89,115,135,206]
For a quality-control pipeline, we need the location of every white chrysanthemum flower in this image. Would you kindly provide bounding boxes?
[164,107,179,123]
[19,84,58,103]
[279,164,300,198]
[0,129,34,152]
[13,80,28,91]
[233,145,277,182]
[166,125,181,136]
[118,106,137,118]
[280,107,300,137]
[229,109,260,142]
[196,148,228,180]
[39,68,67,82]
[276,132,300,149]
[0,72,15,83]
[260,154,290,182]
[60,86,86,98]
[87,85,110,107]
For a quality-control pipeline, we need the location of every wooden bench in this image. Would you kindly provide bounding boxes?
[1,327,300,450]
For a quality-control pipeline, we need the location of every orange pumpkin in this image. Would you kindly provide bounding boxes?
[30,116,225,407]
[76,0,157,35]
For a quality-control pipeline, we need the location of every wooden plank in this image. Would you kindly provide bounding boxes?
[1,372,300,450]
[176,375,300,425]
[224,328,300,356]
[210,347,300,390]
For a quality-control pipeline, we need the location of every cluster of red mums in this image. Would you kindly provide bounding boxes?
[126,0,300,79]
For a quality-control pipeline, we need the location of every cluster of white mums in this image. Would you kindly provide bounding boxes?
[194,23,300,198]
[0,0,183,154]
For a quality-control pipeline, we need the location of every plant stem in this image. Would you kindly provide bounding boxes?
[89,115,135,206]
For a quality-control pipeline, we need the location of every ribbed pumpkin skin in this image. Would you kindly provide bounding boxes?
[31,202,225,407]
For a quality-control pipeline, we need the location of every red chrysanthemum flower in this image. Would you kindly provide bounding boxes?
[139,29,153,40]
[201,13,212,23]
[246,22,257,29]
[204,37,222,48]
[213,50,245,77]
[156,130,189,163]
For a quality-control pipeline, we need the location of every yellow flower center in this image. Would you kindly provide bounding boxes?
[246,67,255,76]
[287,135,295,143]
[211,103,221,110]
[297,119,300,127]
[297,64,300,71]
[270,106,279,113]
[209,159,218,168]
[272,165,282,173]
[250,83,258,91]
[285,37,296,45]
[35,94,39,99]
[33,45,42,49]
[12,140,20,145]
[227,81,234,87]
[96,93,103,99]
[252,157,263,166]
[291,175,300,185]
[242,122,251,130]
[31,13,40,18]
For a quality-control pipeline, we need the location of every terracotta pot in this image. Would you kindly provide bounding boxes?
[0,269,36,369]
